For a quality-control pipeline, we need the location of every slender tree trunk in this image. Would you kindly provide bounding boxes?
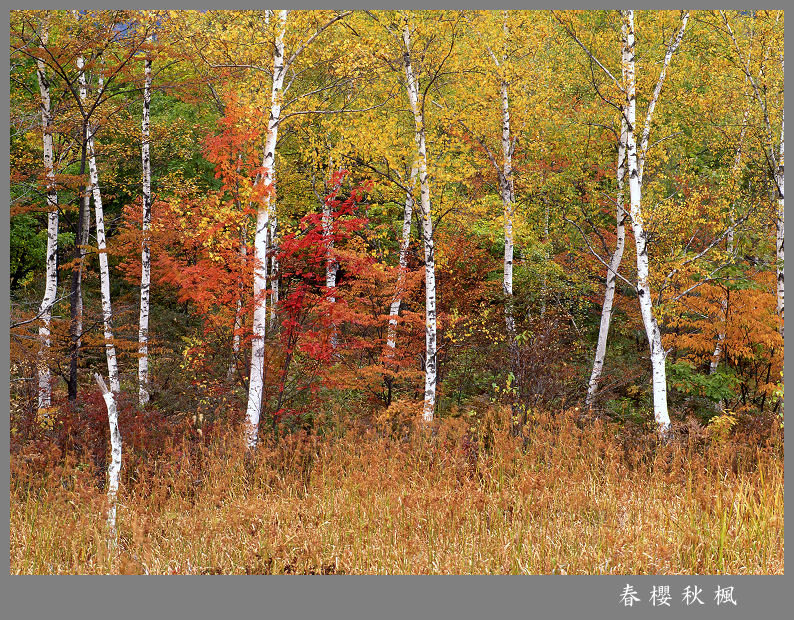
[500,75,518,361]
[622,10,670,432]
[228,224,247,380]
[245,9,287,449]
[138,50,152,406]
[94,372,121,545]
[269,209,279,331]
[386,165,418,353]
[68,173,90,402]
[79,65,120,397]
[775,106,784,338]
[403,20,437,422]
[586,119,627,408]
[322,179,340,303]
[35,23,58,415]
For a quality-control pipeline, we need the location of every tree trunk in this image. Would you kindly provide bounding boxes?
[622,10,670,432]
[269,209,279,331]
[95,372,121,546]
[228,224,247,380]
[775,106,784,338]
[138,50,152,406]
[245,9,287,449]
[386,165,418,353]
[35,22,58,416]
[500,74,518,363]
[403,19,437,423]
[80,65,121,397]
[68,174,90,402]
[586,118,627,409]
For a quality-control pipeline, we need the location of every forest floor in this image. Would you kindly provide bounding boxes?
[10,408,784,574]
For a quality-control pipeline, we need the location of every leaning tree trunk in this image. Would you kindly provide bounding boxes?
[245,9,287,449]
[622,9,670,433]
[35,22,58,416]
[138,48,153,407]
[94,373,121,546]
[586,118,627,409]
[79,64,121,397]
[386,165,418,354]
[403,20,437,422]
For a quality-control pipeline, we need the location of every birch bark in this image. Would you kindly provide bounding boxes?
[245,9,287,449]
[402,19,437,422]
[386,165,418,353]
[622,10,671,432]
[35,21,58,415]
[82,67,121,397]
[497,12,517,357]
[586,118,627,408]
[775,106,784,338]
[95,373,121,544]
[138,48,152,406]
[269,209,279,331]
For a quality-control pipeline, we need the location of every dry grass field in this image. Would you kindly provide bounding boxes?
[10,408,784,574]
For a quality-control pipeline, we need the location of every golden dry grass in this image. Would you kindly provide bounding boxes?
[10,408,784,574]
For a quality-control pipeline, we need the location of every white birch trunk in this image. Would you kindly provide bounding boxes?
[403,20,437,422]
[138,51,152,407]
[622,10,670,433]
[322,177,340,303]
[586,119,628,408]
[637,11,689,185]
[269,210,279,331]
[35,23,58,415]
[95,372,121,545]
[500,76,517,345]
[79,62,121,397]
[245,9,287,449]
[386,165,418,353]
[776,106,784,338]
[498,11,517,350]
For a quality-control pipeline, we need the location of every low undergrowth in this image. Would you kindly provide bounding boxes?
[10,407,784,574]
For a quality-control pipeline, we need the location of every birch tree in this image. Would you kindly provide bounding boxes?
[77,55,121,397]
[245,9,288,449]
[586,11,688,408]
[95,372,121,544]
[241,10,354,447]
[34,16,59,416]
[586,118,627,408]
[559,10,688,423]
[621,10,689,432]
[401,15,440,422]
[138,37,153,406]
[386,165,418,353]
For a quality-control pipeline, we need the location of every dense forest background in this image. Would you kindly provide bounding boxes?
[9,10,784,574]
